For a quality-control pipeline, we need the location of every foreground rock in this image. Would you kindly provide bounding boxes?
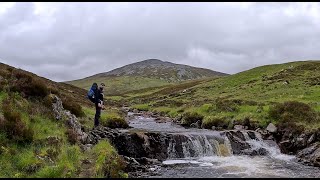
[297,142,320,167]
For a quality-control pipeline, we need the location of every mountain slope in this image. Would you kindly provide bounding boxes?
[126,60,320,104]
[0,62,128,178]
[0,63,90,107]
[118,60,320,130]
[66,59,227,95]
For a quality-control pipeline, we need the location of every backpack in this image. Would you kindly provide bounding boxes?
[87,83,98,103]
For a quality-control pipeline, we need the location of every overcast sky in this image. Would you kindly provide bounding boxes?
[0,2,319,82]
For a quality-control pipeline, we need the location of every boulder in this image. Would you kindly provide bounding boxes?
[266,123,277,133]
[308,134,316,145]
[234,125,244,130]
[225,131,250,155]
[297,142,320,167]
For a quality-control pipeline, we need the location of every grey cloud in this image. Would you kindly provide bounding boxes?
[0,2,319,81]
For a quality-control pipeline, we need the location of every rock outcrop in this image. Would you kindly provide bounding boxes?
[297,142,320,167]
[52,95,89,144]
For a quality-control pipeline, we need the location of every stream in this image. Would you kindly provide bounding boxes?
[126,112,320,178]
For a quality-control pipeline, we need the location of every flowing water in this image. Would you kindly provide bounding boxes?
[127,113,320,178]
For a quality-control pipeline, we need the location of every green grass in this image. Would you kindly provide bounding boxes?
[131,103,150,111]
[0,63,128,178]
[30,115,66,141]
[91,140,127,178]
[33,145,83,178]
[82,106,127,129]
[123,61,320,130]
[67,76,173,96]
[0,91,8,102]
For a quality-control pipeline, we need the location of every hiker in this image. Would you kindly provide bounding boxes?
[94,83,105,127]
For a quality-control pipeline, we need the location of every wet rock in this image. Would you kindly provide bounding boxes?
[307,134,316,145]
[225,131,250,155]
[297,142,320,167]
[234,125,244,130]
[190,120,201,128]
[278,140,292,154]
[243,148,268,156]
[264,133,275,141]
[266,123,277,133]
[247,131,258,140]
[135,157,161,165]
[211,126,216,130]
[112,132,169,161]
[255,128,268,139]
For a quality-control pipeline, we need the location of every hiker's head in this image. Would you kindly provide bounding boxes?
[99,83,105,92]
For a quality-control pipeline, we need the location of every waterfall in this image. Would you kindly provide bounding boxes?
[167,133,232,158]
[166,130,287,160]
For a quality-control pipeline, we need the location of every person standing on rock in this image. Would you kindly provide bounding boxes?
[94,83,105,127]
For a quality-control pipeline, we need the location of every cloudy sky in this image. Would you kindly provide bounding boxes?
[0,2,319,82]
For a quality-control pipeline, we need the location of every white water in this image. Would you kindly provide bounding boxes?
[128,114,320,178]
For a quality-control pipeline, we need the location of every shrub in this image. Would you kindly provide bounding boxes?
[101,114,129,129]
[215,98,238,112]
[49,86,59,95]
[10,71,49,98]
[276,120,305,135]
[269,101,317,123]
[43,94,54,108]
[62,98,85,118]
[199,104,215,113]
[201,116,229,129]
[181,111,204,127]
[1,98,34,144]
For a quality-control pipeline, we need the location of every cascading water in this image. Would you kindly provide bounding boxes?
[167,134,226,158]
[128,113,320,178]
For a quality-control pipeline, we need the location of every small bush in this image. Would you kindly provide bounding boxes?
[101,114,129,129]
[215,98,238,112]
[276,120,305,134]
[62,98,85,118]
[1,98,34,144]
[269,101,317,123]
[49,86,59,95]
[181,111,204,127]
[10,71,49,98]
[201,116,229,129]
[199,104,215,113]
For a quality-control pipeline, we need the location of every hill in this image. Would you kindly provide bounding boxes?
[116,60,320,130]
[66,59,227,95]
[0,62,127,178]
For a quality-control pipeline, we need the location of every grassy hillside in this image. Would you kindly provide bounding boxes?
[66,59,227,95]
[0,63,127,178]
[117,61,320,130]
[67,76,173,96]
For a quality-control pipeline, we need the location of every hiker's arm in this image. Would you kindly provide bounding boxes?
[94,89,100,104]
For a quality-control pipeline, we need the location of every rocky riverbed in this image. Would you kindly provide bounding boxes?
[51,97,320,177]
